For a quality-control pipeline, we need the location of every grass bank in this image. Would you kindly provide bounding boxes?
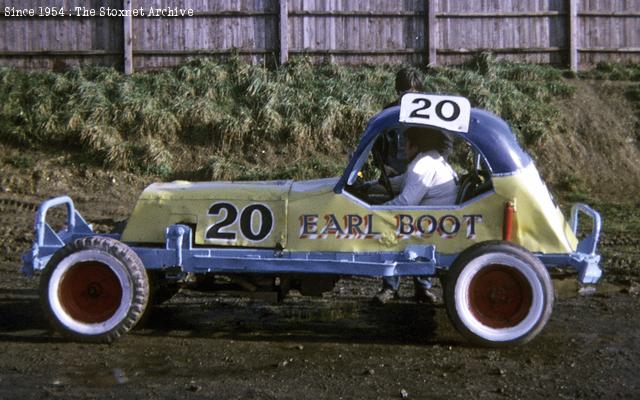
[0,54,594,181]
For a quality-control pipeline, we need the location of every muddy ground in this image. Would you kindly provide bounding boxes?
[0,145,639,400]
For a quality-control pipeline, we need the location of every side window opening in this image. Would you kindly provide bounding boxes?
[344,130,394,205]
[345,129,494,207]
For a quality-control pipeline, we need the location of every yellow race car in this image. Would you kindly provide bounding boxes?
[22,93,602,347]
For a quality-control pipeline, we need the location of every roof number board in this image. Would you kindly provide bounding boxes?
[399,93,471,133]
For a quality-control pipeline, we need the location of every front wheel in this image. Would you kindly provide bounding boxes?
[40,237,149,343]
[444,241,554,347]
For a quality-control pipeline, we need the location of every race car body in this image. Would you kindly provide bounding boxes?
[122,168,574,255]
[22,93,602,347]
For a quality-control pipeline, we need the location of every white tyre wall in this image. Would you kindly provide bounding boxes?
[444,241,554,348]
[40,237,149,343]
[47,249,133,335]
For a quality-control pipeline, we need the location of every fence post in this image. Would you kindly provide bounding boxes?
[568,0,578,72]
[427,0,437,66]
[123,0,133,74]
[279,0,289,65]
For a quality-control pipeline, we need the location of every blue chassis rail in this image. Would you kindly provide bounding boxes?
[21,197,603,284]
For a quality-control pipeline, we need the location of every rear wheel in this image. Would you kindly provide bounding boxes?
[444,241,554,347]
[40,237,149,343]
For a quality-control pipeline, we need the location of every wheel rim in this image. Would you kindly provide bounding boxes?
[454,252,546,342]
[58,261,123,324]
[468,264,533,329]
[48,249,133,335]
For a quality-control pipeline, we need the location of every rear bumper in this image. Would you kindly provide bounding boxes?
[21,196,95,276]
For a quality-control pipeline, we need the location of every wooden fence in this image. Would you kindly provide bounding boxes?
[0,0,638,72]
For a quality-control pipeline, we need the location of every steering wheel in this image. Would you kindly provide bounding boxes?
[372,147,395,200]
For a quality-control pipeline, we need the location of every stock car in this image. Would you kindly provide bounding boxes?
[21,93,602,347]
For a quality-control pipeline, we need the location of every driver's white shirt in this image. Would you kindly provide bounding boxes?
[385,150,458,206]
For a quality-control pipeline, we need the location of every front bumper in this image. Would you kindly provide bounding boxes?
[539,203,602,284]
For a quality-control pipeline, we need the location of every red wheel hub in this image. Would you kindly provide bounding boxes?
[58,261,123,323]
[468,264,533,329]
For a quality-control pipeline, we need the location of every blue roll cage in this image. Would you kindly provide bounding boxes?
[335,105,533,196]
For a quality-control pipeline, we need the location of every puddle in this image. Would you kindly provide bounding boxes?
[553,279,624,299]
[112,368,129,384]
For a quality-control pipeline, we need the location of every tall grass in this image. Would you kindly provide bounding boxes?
[579,62,640,81]
[0,54,574,179]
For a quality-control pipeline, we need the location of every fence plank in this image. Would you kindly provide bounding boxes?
[569,0,578,71]
[428,0,437,65]
[279,0,288,64]
[123,0,133,74]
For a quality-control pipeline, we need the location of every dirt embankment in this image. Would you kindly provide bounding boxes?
[537,79,640,202]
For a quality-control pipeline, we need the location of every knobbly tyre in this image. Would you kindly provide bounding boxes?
[21,93,602,347]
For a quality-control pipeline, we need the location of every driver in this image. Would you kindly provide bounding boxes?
[373,126,458,305]
[384,127,458,206]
